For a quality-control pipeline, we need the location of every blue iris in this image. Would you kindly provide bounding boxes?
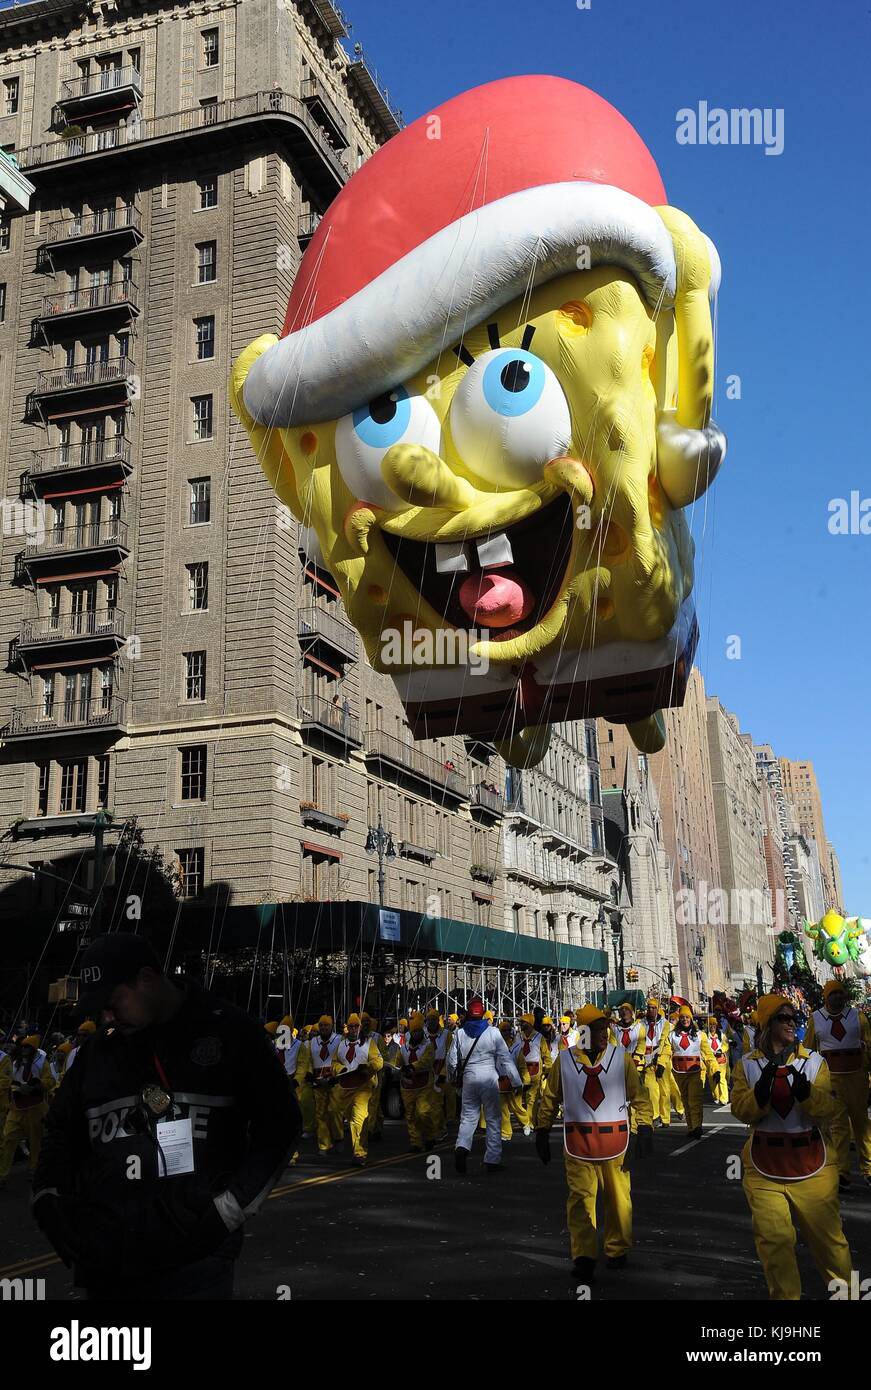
[352,386,411,447]
[481,350,545,417]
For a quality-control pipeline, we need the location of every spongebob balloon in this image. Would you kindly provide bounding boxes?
[230,76,725,767]
[804,911,864,969]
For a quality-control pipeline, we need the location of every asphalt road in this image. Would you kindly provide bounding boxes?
[2,1099,870,1301]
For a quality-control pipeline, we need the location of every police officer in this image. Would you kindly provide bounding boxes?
[32,933,300,1300]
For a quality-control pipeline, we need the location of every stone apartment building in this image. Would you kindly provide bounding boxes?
[0,0,610,1013]
[778,757,838,913]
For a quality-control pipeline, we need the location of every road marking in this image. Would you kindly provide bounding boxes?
[270,1140,454,1198]
[0,1251,60,1278]
[670,1124,726,1157]
[509,1250,568,1270]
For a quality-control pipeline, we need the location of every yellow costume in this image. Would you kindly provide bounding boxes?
[295,1017,343,1153]
[669,1008,717,1134]
[804,983,871,1181]
[519,1016,552,1126]
[391,1017,441,1151]
[361,1016,388,1140]
[331,1019,384,1162]
[731,996,852,1301]
[0,1040,54,1182]
[707,1019,730,1105]
[640,1001,672,1124]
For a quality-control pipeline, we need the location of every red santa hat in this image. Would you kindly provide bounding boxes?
[243,75,720,429]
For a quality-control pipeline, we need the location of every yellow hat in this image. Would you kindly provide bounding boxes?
[484,1010,494,1020]
[346,1013,361,1027]
[408,1011,424,1030]
[756,994,790,1030]
[823,979,846,1002]
[264,1021,279,1035]
[677,1005,693,1019]
[560,1014,571,1024]
[318,1014,334,1028]
[447,1013,459,1023]
[498,1018,514,1034]
[398,1017,408,1029]
[646,997,661,1012]
[22,1034,41,1049]
[281,1015,293,1027]
[77,1020,97,1034]
[56,1040,73,1055]
[707,1015,718,1029]
[575,1004,607,1027]
[520,1012,535,1027]
[542,1016,553,1026]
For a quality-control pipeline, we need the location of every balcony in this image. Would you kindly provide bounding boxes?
[472,783,505,816]
[18,91,350,205]
[27,437,133,486]
[2,697,127,741]
[399,841,436,865]
[344,54,403,139]
[505,792,540,830]
[16,523,129,580]
[297,605,358,662]
[43,204,143,251]
[542,825,589,856]
[38,280,139,325]
[297,695,361,746]
[298,210,321,245]
[18,610,127,650]
[364,729,468,800]
[25,356,136,420]
[299,801,349,833]
[54,64,143,123]
[301,75,349,149]
[299,0,349,38]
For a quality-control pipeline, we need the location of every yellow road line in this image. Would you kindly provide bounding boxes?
[0,1251,60,1277]
[270,1141,452,1198]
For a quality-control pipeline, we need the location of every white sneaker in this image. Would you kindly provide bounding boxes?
[523,1125,533,1137]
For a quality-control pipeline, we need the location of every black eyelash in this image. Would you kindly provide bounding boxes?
[487,322,501,351]
[521,324,536,351]
[453,343,475,367]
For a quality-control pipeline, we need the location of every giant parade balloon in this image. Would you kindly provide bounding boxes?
[230,75,725,767]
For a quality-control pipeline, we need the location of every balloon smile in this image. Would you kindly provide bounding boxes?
[381,494,574,640]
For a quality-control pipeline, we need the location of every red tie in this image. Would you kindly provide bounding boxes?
[582,1064,605,1110]
[679,1033,690,1050]
[621,1029,631,1048]
[522,1041,531,1056]
[409,1046,417,1062]
[831,1017,846,1041]
[319,1042,329,1061]
[770,1067,794,1119]
[346,1044,356,1063]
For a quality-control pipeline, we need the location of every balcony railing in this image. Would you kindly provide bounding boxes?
[17,91,350,191]
[3,697,126,738]
[300,74,349,147]
[297,605,358,660]
[297,695,361,744]
[298,210,321,241]
[39,280,138,319]
[44,204,142,246]
[364,729,468,798]
[473,783,505,815]
[29,438,132,477]
[19,610,127,646]
[59,65,143,104]
[23,521,129,559]
[32,356,135,397]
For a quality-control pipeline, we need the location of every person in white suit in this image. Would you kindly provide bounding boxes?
[450,996,521,1173]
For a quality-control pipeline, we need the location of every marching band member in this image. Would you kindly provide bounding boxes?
[296,1015,343,1153]
[536,1004,653,1283]
[707,1016,730,1106]
[519,1013,551,1125]
[497,1018,531,1138]
[731,994,852,1300]
[804,980,871,1188]
[390,1013,440,1153]
[670,1006,717,1139]
[332,1013,384,1166]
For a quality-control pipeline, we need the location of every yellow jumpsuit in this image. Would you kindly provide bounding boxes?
[670,1028,717,1132]
[332,1037,384,1159]
[296,1035,343,1152]
[0,1051,54,1180]
[364,1030,388,1138]
[708,1031,730,1104]
[731,1049,853,1300]
[804,1009,871,1179]
[639,1017,671,1124]
[500,1044,531,1138]
[520,1030,552,1126]
[539,1046,652,1261]
[391,1039,441,1149]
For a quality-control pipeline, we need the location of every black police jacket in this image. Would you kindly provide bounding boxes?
[32,980,300,1282]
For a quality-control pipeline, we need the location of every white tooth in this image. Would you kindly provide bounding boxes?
[434,541,470,573]
[476,532,513,567]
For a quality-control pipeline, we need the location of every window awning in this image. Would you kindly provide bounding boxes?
[42,480,126,500]
[46,402,129,421]
[302,653,341,678]
[30,657,107,671]
[301,841,342,860]
[35,567,120,584]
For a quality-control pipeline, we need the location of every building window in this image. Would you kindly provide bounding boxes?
[4,77,19,115]
[192,394,213,440]
[196,241,216,283]
[186,561,209,611]
[202,28,219,68]
[200,96,218,124]
[100,666,113,711]
[59,759,88,814]
[189,477,211,524]
[37,764,50,817]
[177,847,205,899]
[180,745,207,801]
[185,651,207,701]
[97,755,110,808]
[197,176,217,210]
[0,283,5,323]
[0,217,10,252]
[195,315,215,360]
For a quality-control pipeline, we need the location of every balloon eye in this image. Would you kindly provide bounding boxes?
[500,359,532,393]
[481,350,546,418]
[352,387,411,448]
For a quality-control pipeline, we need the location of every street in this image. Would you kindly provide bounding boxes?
[2,1099,869,1301]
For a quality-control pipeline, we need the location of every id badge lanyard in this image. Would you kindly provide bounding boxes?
[143,1054,195,1178]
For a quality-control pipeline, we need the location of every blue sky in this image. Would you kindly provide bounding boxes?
[345,0,871,907]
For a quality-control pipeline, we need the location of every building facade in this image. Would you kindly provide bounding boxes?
[778,757,837,912]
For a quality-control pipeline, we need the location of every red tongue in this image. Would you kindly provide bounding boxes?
[458,568,534,629]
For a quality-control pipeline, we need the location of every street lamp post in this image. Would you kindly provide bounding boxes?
[365,814,396,907]
[597,904,608,1006]
[611,915,625,993]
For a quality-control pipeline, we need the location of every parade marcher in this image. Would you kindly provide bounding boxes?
[612,1002,647,1068]
[360,1014,387,1142]
[426,1009,451,1140]
[536,1004,653,1283]
[452,997,520,1173]
[64,1019,96,1073]
[804,980,871,1188]
[559,1014,579,1050]
[641,998,670,1126]
[731,993,852,1301]
[707,1016,730,1106]
[670,1006,717,1139]
[441,1013,460,1122]
[0,1035,54,1186]
[390,1013,440,1153]
[541,1017,560,1064]
[295,1025,316,1138]
[497,1018,531,1138]
[519,1013,551,1126]
[331,1014,383,1166]
[31,933,299,1300]
[49,1040,73,1089]
[296,1015,343,1154]
[741,1010,758,1058]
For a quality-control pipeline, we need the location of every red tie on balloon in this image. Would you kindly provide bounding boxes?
[679,1033,690,1050]
[582,1064,605,1110]
[621,1029,631,1048]
[831,1018,846,1041]
[770,1067,794,1119]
